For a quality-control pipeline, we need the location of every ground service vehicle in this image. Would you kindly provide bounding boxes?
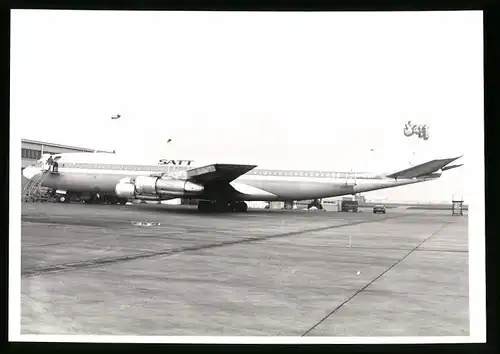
[341,200,359,212]
[373,205,387,214]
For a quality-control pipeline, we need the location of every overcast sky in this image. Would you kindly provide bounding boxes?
[11,10,482,202]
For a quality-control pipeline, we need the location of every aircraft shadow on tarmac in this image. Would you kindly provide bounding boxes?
[22,202,394,220]
[120,204,326,216]
[118,203,371,216]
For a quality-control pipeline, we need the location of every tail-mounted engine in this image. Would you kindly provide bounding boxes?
[115,175,204,199]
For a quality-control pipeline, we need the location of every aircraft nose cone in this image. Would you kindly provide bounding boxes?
[23,166,41,179]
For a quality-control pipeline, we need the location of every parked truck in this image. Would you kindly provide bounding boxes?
[341,200,359,212]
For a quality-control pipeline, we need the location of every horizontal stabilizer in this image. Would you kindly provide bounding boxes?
[386,156,463,179]
[442,164,464,172]
[186,163,257,183]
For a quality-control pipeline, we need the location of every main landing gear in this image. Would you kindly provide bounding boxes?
[197,200,248,213]
[307,198,324,210]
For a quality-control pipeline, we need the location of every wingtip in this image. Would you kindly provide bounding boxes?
[453,154,465,163]
[445,154,464,163]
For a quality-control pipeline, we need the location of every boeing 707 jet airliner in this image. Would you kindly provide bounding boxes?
[22,152,463,212]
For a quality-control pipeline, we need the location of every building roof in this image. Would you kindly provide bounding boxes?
[21,138,114,153]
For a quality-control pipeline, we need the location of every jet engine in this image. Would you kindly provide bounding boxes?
[115,176,204,199]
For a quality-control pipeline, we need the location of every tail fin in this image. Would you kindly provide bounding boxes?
[385,155,463,179]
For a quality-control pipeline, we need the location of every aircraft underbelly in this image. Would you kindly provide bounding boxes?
[241,179,353,199]
[42,172,123,193]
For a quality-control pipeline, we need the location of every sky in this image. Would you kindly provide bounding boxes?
[10,10,483,202]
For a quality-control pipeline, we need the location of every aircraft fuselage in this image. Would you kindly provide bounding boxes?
[25,155,432,202]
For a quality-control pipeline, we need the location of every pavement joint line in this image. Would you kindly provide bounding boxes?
[304,246,467,253]
[34,242,68,247]
[361,289,469,298]
[301,221,453,337]
[21,214,409,277]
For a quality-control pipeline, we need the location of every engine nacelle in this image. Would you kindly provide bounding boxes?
[115,176,204,199]
[115,182,136,199]
[135,176,158,195]
[156,178,204,194]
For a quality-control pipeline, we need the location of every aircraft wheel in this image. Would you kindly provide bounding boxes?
[214,201,231,212]
[234,201,248,212]
[198,200,213,212]
[229,202,238,212]
[58,195,67,203]
[107,197,118,205]
[119,198,128,205]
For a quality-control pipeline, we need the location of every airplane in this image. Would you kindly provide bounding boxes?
[22,152,464,212]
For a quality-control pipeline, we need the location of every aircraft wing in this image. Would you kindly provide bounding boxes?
[186,163,257,184]
[385,156,463,179]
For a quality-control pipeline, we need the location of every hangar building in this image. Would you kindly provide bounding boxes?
[21,138,114,171]
[21,139,114,190]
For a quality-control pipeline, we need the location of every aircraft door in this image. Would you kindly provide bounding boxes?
[38,154,53,172]
[345,170,357,187]
[52,156,61,173]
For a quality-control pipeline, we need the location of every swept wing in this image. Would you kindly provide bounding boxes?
[186,163,257,184]
[385,156,463,179]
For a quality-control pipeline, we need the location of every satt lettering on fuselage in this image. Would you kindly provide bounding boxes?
[158,159,194,166]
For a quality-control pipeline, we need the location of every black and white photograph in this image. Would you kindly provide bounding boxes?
[10,9,485,344]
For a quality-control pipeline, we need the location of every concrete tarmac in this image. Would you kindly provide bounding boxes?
[20,202,469,336]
